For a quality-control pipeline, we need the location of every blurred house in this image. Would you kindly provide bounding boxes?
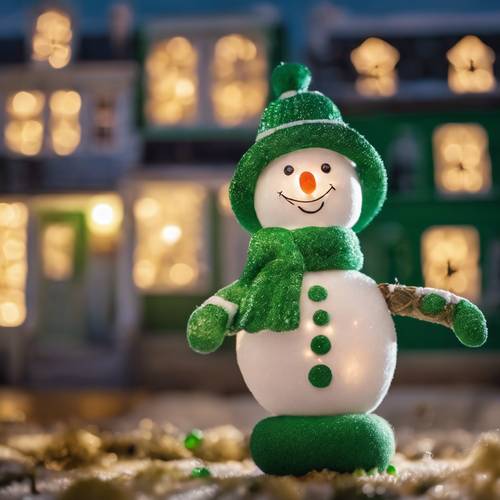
[309,6,500,383]
[0,1,498,387]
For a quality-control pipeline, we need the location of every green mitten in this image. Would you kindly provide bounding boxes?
[187,304,228,354]
[452,299,488,348]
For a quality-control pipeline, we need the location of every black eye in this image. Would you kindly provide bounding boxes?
[321,163,331,173]
[283,165,294,176]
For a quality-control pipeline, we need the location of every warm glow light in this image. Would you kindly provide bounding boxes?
[351,38,399,97]
[422,226,481,302]
[5,91,45,156]
[133,259,157,289]
[0,202,28,327]
[49,90,81,155]
[146,37,198,125]
[87,195,123,237]
[161,224,182,245]
[133,183,208,291]
[211,34,267,126]
[42,223,75,281]
[32,9,72,69]
[169,262,195,285]
[447,36,496,94]
[433,124,491,194]
[134,197,160,220]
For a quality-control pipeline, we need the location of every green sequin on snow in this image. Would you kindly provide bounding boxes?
[308,364,332,388]
[310,335,331,355]
[420,293,446,315]
[386,464,397,475]
[184,429,203,450]
[313,309,330,326]
[308,285,328,302]
[191,467,211,478]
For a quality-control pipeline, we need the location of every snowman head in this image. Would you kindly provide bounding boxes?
[254,147,362,230]
[229,63,387,234]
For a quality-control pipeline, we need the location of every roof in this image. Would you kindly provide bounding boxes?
[1,0,499,37]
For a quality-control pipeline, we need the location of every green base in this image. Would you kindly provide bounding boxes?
[250,414,395,476]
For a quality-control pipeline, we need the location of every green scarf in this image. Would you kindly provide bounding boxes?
[218,226,363,333]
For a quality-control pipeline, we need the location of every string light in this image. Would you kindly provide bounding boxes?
[351,38,399,97]
[134,197,160,220]
[86,195,123,253]
[447,36,496,94]
[5,91,45,156]
[421,226,481,302]
[161,225,182,245]
[146,37,198,125]
[211,34,267,125]
[49,90,81,156]
[133,183,207,291]
[0,202,28,327]
[32,9,72,69]
[433,124,491,194]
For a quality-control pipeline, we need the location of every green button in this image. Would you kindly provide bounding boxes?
[313,309,330,326]
[308,364,332,388]
[310,335,331,355]
[308,285,328,302]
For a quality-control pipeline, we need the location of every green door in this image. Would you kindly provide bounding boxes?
[37,211,87,345]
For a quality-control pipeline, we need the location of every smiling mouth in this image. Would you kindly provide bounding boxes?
[278,184,335,214]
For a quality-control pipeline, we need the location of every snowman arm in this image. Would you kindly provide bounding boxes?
[378,283,487,348]
[187,281,243,354]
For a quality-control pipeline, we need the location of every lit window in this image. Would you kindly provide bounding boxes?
[42,223,75,281]
[133,183,209,292]
[433,124,491,194]
[421,226,481,302]
[49,90,81,156]
[146,37,198,125]
[447,36,496,94]
[5,91,45,156]
[0,202,28,327]
[211,34,267,126]
[351,38,399,97]
[94,96,115,145]
[32,9,72,69]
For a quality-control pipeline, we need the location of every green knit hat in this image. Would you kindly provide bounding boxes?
[229,62,387,234]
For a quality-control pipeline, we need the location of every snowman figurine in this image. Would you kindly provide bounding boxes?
[187,63,487,476]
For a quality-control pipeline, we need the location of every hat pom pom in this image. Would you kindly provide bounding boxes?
[271,62,312,98]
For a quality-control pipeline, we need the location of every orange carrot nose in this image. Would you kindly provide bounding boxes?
[299,171,316,194]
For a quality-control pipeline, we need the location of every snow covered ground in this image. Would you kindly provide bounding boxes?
[0,387,498,499]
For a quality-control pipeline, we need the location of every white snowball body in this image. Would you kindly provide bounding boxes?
[254,147,362,230]
[235,147,396,416]
[236,270,397,415]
